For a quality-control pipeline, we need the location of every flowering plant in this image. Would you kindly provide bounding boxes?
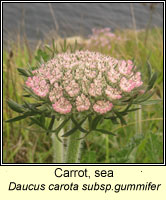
[6,40,158,163]
[86,28,117,49]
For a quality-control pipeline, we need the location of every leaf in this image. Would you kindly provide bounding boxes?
[22,101,42,114]
[139,99,162,105]
[119,100,133,114]
[91,115,103,130]
[140,91,156,103]
[147,72,157,91]
[95,129,115,136]
[63,39,67,52]
[22,94,31,97]
[39,114,45,126]
[5,111,36,123]
[23,86,42,100]
[45,44,53,53]
[45,44,55,58]
[104,116,119,124]
[60,39,68,53]
[127,108,141,112]
[62,117,87,137]
[51,118,70,142]
[134,90,155,104]
[30,117,46,130]
[110,117,119,124]
[147,60,152,80]
[46,116,55,135]
[51,118,70,133]
[114,111,127,125]
[35,49,50,62]
[62,126,78,137]
[7,99,24,113]
[76,131,91,140]
[17,68,31,77]
[69,44,73,53]
[71,116,89,133]
[52,39,58,54]
[5,115,28,123]
[88,115,92,130]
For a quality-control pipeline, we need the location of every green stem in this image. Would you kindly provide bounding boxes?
[105,135,109,163]
[65,119,87,163]
[51,117,88,163]
[51,119,64,163]
[135,105,142,134]
[65,131,83,163]
[138,105,142,134]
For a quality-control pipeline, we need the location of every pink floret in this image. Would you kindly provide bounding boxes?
[52,97,72,114]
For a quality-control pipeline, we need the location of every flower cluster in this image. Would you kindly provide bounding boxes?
[86,28,118,49]
[26,50,143,115]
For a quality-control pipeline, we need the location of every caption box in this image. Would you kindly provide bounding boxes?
[0,166,165,200]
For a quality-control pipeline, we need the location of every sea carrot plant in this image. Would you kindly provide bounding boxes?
[6,40,159,163]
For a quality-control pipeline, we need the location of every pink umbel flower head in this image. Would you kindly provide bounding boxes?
[26,50,143,115]
[76,94,90,112]
[52,97,72,114]
[86,28,116,50]
[93,101,113,114]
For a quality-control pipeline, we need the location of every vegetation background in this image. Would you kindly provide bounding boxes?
[3,3,163,163]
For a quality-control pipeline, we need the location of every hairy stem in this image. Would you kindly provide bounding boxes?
[51,119,64,163]
[65,131,83,163]
[65,119,88,163]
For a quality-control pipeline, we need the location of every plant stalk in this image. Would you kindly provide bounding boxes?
[135,105,142,134]
[65,130,84,163]
[105,135,110,163]
[51,119,64,163]
[65,119,88,163]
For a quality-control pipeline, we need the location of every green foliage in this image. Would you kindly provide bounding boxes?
[81,151,97,163]
[51,118,70,142]
[95,129,115,136]
[35,49,50,62]
[62,117,88,137]
[7,99,24,113]
[139,99,162,105]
